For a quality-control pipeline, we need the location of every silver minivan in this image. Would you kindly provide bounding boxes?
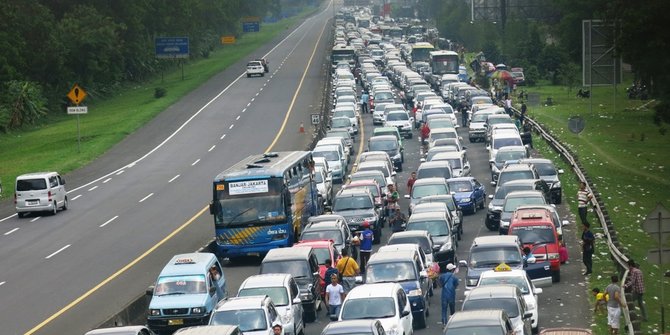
[15,171,67,217]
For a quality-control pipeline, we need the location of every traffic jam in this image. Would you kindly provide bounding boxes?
[89,5,586,335]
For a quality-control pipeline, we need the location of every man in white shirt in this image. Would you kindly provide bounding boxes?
[325,274,345,317]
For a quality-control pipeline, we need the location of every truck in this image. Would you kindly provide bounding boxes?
[424,50,459,90]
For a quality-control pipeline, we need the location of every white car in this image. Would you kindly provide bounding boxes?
[237,274,305,335]
[246,61,265,77]
[314,167,333,206]
[210,296,284,335]
[383,111,413,139]
[337,283,413,335]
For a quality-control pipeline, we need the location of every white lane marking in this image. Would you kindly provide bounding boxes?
[220,134,226,140]
[103,178,112,183]
[72,195,82,201]
[168,174,180,183]
[115,170,124,176]
[191,159,200,166]
[88,186,98,191]
[99,216,119,228]
[0,281,5,286]
[247,102,251,107]
[45,244,71,259]
[236,115,240,120]
[139,193,154,203]
[255,92,260,96]
[229,124,234,129]
[4,228,19,236]
[30,217,41,223]
[264,82,268,86]
[208,145,216,152]
[0,214,17,223]
[259,87,263,92]
[242,108,247,113]
[251,97,255,102]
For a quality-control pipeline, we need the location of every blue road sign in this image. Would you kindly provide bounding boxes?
[155,37,190,59]
[243,22,260,33]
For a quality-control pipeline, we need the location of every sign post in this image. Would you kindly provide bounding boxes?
[242,17,261,33]
[155,37,190,80]
[66,84,88,153]
[642,203,670,333]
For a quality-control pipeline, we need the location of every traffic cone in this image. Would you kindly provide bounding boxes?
[299,122,305,133]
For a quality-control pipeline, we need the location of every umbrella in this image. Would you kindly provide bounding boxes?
[489,70,515,86]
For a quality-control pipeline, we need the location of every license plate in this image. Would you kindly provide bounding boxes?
[26,200,39,206]
[168,319,184,326]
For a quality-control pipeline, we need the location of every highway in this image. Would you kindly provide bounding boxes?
[0,1,594,334]
[0,3,334,335]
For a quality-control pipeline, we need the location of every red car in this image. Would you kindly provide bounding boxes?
[508,208,562,282]
[294,240,340,297]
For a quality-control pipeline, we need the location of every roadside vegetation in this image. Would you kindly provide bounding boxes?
[0,6,318,198]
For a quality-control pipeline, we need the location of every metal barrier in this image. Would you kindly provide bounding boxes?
[513,107,637,334]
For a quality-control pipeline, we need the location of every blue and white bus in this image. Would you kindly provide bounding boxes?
[209,151,319,259]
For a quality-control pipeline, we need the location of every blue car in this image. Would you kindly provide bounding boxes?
[447,177,486,214]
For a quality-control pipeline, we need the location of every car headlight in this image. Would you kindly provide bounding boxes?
[491,165,500,173]
[408,289,422,297]
[404,122,411,128]
[300,292,313,301]
[191,307,205,314]
[488,202,494,210]
[467,278,479,286]
[149,309,161,316]
[440,240,453,251]
[458,198,470,203]
[551,181,561,189]
[548,253,560,260]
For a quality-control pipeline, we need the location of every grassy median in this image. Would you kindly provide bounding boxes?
[526,82,668,334]
[0,8,318,199]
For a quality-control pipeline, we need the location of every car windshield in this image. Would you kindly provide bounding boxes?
[375,130,400,139]
[351,174,386,188]
[495,185,532,200]
[472,97,493,105]
[16,178,47,191]
[489,118,513,126]
[533,162,557,176]
[511,226,556,245]
[312,150,339,162]
[388,236,432,254]
[407,219,450,236]
[438,158,462,170]
[432,132,457,140]
[375,92,394,100]
[471,114,488,123]
[348,185,380,198]
[462,298,520,318]
[334,110,355,118]
[341,297,396,319]
[367,262,417,283]
[445,326,505,335]
[429,120,454,128]
[493,138,523,149]
[496,151,526,163]
[412,184,448,199]
[261,260,311,278]
[448,180,472,192]
[327,131,350,139]
[417,167,451,180]
[498,171,534,185]
[387,112,409,121]
[238,287,289,306]
[369,140,398,151]
[332,118,351,128]
[334,196,373,211]
[154,275,207,296]
[470,247,523,267]
[210,309,268,331]
[503,196,545,212]
[479,276,530,294]
[217,195,284,225]
[301,230,343,245]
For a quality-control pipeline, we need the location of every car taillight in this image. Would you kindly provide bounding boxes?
[48,191,52,201]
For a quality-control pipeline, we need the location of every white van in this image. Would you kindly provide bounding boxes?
[15,172,67,217]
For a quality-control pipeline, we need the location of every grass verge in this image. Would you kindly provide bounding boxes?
[0,8,318,198]
[526,83,668,334]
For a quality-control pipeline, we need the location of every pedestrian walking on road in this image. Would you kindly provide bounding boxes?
[438,263,459,326]
[407,171,417,194]
[359,221,374,271]
[605,275,625,335]
[324,259,339,286]
[360,91,369,114]
[624,259,647,321]
[336,249,360,293]
[580,222,595,275]
[520,102,527,124]
[325,274,345,318]
[577,182,593,225]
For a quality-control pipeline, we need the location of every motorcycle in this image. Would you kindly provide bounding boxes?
[576,89,590,98]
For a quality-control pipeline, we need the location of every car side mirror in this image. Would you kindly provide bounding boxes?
[523,312,533,320]
[458,260,467,267]
[535,288,543,295]
[293,297,302,304]
[401,310,411,317]
[391,171,396,176]
[313,271,320,277]
[490,181,497,186]
[61,178,66,185]
[462,146,467,150]
[419,270,428,278]
[146,285,155,296]
[562,220,570,226]
[355,275,364,284]
[420,158,426,163]
[209,201,216,215]
[488,194,494,199]
[404,195,410,199]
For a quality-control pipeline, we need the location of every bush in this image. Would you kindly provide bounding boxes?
[154,87,166,99]
[525,66,540,86]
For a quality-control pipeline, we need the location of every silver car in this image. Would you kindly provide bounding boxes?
[15,171,68,217]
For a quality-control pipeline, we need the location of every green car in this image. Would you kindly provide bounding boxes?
[373,127,404,152]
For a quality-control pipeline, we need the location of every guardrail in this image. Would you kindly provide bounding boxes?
[512,106,639,334]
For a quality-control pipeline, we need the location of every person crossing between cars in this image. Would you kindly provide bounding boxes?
[438,263,459,326]
[359,221,374,271]
[336,248,360,293]
[324,259,339,286]
[325,274,345,317]
[360,90,369,114]
[272,324,283,335]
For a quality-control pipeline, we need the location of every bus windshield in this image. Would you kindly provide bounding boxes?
[216,195,284,226]
[431,55,459,75]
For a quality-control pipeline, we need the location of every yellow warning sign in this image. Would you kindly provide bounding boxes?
[494,263,512,272]
[67,84,87,105]
[221,36,236,44]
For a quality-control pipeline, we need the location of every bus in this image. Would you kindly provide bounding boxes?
[331,45,356,70]
[429,50,459,75]
[209,151,319,259]
[409,42,434,64]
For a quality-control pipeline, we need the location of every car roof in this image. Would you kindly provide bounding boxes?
[159,253,216,277]
[346,180,380,188]
[431,151,462,159]
[447,176,474,182]
[322,320,380,334]
[173,325,240,335]
[472,235,519,247]
[497,146,526,152]
[446,309,507,327]
[240,274,291,289]
[16,171,59,179]
[418,160,452,169]
[308,214,347,223]
[500,163,534,172]
[408,211,446,221]
[413,177,447,185]
[303,222,343,231]
[390,230,431,239]
[519,158,553,165]
[378,244,422,253]
[84,326,151,335]
[466,284,520,300]
[505,190,544,198]
[337,188,371,197]
[347,283,402,299]
[263,247,312,261]
[369,135,398,141]
[479,268,528,280]
[368,250,416,263]
[215,296,269,311]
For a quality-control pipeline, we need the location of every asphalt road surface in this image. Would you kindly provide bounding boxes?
[0,3,334,335]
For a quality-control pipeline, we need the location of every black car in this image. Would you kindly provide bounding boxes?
[259,247,322,322]
[486,179,549,231]
[368,135,403,171]
[332,188,381,243]
[519,158,564,204]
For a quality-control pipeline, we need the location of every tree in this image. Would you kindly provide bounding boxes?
[0,81,48,130]
[558,63,580,95]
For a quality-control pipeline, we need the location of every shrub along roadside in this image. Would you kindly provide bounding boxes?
[524,83,667,334]
[0,8,316,199]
